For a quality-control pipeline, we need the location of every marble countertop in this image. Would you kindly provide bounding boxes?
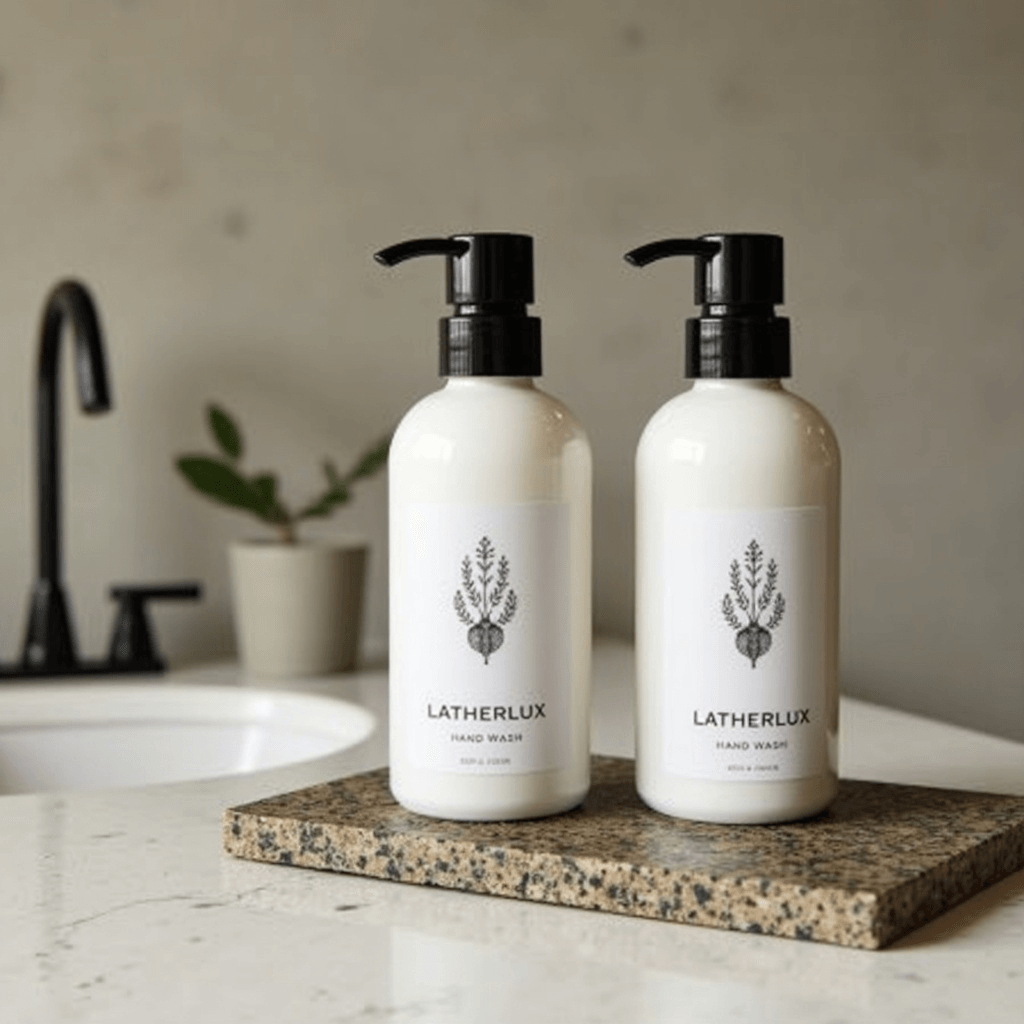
[2,640,1023,1023]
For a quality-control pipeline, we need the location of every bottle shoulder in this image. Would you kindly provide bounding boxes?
[391,382,591,503]
[393,382,590,454]
[638,384,840,469]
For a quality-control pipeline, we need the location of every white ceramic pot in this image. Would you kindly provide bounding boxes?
[229,540,368,676]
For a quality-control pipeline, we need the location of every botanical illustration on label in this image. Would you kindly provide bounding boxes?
[401,503,571,774]
[453,537,518,664]
[662,507,828,782]
[721,540,786,668]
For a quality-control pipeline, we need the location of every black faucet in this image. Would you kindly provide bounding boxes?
[21,281,111,670]
[1,280,199,679]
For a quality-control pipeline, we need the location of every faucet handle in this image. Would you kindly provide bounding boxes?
[107,583,202,672]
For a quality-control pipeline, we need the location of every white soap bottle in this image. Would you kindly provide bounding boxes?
[627,235,840,824]
[376,233,592,821]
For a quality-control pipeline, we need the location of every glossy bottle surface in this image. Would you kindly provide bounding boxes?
[636,379,840,823]
[390,377,591,820]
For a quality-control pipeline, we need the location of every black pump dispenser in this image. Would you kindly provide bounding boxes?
[624,234,791,379]
[375,233,542,377]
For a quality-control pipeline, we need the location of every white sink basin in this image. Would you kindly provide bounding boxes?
[0,683,376,796]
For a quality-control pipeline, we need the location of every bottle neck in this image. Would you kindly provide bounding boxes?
[685,313,790,379]
[441,313,542,377]
[690,378,783,392]
[443,376,536,390]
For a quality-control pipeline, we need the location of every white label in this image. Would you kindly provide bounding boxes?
[662,507,827,782]
[402,502,571,774]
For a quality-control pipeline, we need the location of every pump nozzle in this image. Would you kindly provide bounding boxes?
[374,238,470,266]
[374,232,542,377]
[623,232,791,379]
[623,239,721,267]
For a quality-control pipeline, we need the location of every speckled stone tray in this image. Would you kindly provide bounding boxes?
[223,756,1024,949]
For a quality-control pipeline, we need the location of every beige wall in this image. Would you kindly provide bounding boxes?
[0,1,1020,739]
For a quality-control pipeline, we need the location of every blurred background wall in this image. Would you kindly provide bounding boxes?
[0,0,1020,739]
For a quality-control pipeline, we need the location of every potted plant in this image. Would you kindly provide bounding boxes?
[176,404,389,676]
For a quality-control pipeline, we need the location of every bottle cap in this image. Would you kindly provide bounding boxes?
[374,233,542,377]
[624,233,791,378]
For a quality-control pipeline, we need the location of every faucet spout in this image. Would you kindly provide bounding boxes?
[22,281,112,670]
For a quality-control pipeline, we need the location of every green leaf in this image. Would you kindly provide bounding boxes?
[208,404,243,461]
[323,459,344,489]
[344,434,390,482]
[250,473,282,518]
[176,456,269,518]
[297,497,334,519]
[297,484,349,520]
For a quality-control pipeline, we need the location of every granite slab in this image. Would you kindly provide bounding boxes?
[223,756,1024,949]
